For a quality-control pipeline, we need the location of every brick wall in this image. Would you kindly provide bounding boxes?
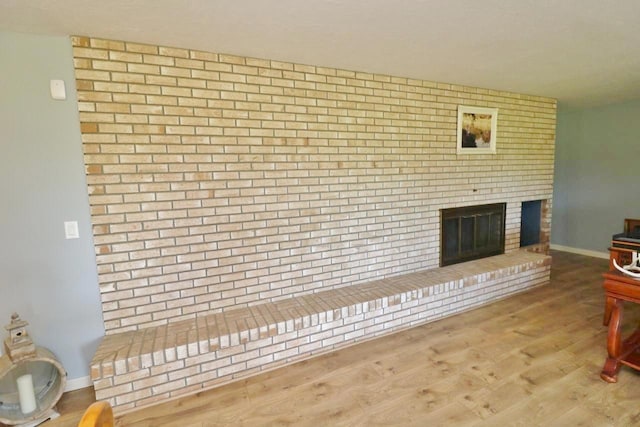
[71,36,556,334]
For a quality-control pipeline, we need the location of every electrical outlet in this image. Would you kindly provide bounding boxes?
[50,79,66,100]
[64,221,79,239]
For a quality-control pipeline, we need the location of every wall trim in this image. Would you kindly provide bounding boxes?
[550,244,609,259]
[65,375,92,392]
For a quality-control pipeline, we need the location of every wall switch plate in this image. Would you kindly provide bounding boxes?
[50,80,66,100]
[64,221,79,239]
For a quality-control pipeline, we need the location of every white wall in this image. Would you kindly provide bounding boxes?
[0,31,104,381]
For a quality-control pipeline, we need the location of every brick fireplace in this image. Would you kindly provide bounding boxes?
[71,36,556,412]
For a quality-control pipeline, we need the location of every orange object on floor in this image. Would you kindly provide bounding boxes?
[78,401,114,427]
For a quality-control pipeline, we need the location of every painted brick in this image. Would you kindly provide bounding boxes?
[90,251,549,413]
[75,36,555,414]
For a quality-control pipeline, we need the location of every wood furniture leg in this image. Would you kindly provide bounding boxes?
[601,298,623,382]
[603,296,615,326]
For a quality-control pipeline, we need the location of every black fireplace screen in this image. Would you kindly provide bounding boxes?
[440,203,506,266]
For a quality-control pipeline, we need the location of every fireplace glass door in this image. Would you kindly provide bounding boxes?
[440,203,506,266]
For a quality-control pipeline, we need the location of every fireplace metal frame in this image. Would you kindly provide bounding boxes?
[440,203,506,266]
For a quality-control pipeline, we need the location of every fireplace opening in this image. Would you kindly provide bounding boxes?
[440,203,506,267]
[520,200,542,247]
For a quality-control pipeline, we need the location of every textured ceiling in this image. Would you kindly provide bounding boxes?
[2,0,640,108]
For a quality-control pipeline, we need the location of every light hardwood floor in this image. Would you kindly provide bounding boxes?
[47,251,640,426]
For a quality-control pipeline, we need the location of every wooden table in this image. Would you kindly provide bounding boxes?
[601,270,640,382]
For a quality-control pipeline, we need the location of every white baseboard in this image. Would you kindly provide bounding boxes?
[550,244,609,259]
[65,375,92,392]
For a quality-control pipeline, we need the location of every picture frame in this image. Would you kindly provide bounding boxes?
[456,106,498,154]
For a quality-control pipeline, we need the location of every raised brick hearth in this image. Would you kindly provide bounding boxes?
[92,250,550,413]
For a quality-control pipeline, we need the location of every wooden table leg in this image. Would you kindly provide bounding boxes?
[603,296,615,326]
[601,298,623,382]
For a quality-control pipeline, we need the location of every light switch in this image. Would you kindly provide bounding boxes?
[64,221,79,239]
[50,80,66,100]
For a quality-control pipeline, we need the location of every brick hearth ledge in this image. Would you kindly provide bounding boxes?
[91,249,550,413]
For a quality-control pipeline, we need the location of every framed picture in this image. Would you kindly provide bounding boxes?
[457,106,498,154]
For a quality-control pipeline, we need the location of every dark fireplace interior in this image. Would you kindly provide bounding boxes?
[440,203,506,267]
[520,200,542,247]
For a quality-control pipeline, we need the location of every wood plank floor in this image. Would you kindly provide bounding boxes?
[47,251,640,426]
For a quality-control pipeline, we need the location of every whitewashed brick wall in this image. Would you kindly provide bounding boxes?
[72,37,556,334]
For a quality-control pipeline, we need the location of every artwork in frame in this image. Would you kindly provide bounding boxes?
[456,106,498,154]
